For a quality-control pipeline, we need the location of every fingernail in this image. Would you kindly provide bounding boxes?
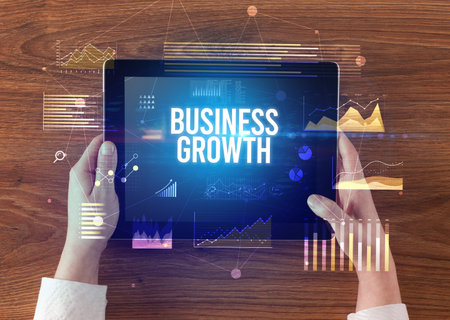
[101,142,114,156]
[307,195,318,209]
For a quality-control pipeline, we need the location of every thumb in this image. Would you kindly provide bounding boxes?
[93,141,117,199]
[307,194,347,224]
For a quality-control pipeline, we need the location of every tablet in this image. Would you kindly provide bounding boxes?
[104,60,338,248]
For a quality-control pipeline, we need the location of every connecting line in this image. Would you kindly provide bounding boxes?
[252,17,269,58]
[239,246,260,270]
[308,98,381,117]
[82,0,162,50]
[115,153,138,177]
[178,0,207,56]
[183,252,230,273]
[339,98,380,111]
[315,30,323,60]
[235,200,248,268]
[103,210,120,220]
[314,195,342,221]
[258,12,313,30]
[161,0,175,60]
[230,17,250,55]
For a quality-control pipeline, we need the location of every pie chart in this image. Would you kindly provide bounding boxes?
[298,145,312,160]
[289,168,303,182]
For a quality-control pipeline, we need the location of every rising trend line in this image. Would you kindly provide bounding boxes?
[308,98,381,117]
[339,98,380,111]
[335,161,403,180]
[154,179,173,195]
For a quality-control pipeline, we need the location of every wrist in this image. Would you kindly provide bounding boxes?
[55,240,103,284]
[64,237,106,258]
[355,262,402,311]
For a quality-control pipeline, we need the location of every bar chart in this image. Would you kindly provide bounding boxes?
[303,219,390,272]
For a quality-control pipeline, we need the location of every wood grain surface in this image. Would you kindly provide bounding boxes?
[0,0,449,319]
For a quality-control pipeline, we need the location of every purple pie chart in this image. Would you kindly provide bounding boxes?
[289,168,303,182]
[298,145,312,160]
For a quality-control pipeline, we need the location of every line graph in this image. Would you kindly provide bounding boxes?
[339,102,384,132]
[194,213,272,248]
[204,177,267,201]
[155,179,177,198]
[307,99,380,117]
[334,161,403,190]
[335,160,403,180]
[56,41,116,71]
[95,153,139,186]
[304,97,385,132]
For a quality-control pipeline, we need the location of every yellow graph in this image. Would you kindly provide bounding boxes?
[304,102,385,132]
[339,103,385,132]
[334,176,403,190]
[304,116,337,131]
[60,44,115,69]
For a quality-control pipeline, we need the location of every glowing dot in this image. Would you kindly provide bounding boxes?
[121,177,127,183]
[75,98,86,106]
[398,191,403,196]
[247,5,257,16]
[131,283,135,288]
[133,165,139,171]
[108,170,114,176]
[355,56,366,67]
[93,216,103,226]
[95,180,101,187]
[42,67,47,71]
[314,30,319,35]
[47,198,52,203]
[231,268,241,279]
[305,261,309,266]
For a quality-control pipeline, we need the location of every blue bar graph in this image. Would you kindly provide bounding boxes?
[155,180,177,198]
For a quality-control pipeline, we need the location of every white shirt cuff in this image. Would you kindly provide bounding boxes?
[34,277,107,320]
[348,303,409,320]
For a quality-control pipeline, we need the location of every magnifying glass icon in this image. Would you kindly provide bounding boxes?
[53,150,67,163]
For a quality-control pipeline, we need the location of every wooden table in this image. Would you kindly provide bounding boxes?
[0,0,449,318]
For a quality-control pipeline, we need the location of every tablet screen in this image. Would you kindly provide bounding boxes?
[105,61,338,248]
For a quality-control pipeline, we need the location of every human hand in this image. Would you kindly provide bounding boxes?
[306,133,402,310]
[55,135,118,284]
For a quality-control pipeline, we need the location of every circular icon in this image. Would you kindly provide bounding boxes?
[231,268,242,279]
[93,216,104,227]
[298,145,312,160]
[289,168,303,182]
[53,150,66,163]
[355,55,366,67]
[247,5,257,16]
